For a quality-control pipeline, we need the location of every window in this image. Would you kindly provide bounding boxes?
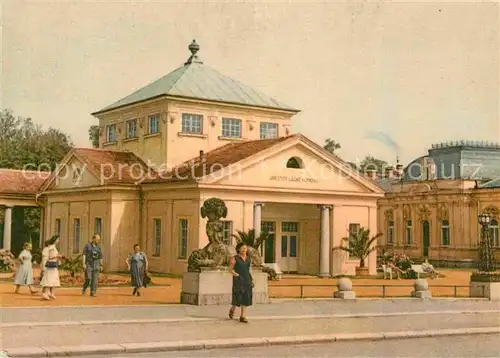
[260,122,278,139]
[221,221,233,245]
[221,118,242,138]
[286,157,303,169]
[153,219,161,257]
[348,223,361,258]
[282,221,299,233]
[72,168,82,182]
[73,218,81,254]
[181,113,203,134]
[148,114,160,134]
[94,217,102,236]
[106,124,117,142]
[405,220,413,245]
[261,221,276,262]
[54,219,61,236]
[178,218,189,259]
[441,220,450,246]
[126,119,137,139]
[387,221,394,244]
[489,219,499,246]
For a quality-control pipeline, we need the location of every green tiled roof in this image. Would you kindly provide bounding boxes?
[94,40,298,114]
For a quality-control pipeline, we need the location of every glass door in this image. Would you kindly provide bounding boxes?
[280,222,299,272]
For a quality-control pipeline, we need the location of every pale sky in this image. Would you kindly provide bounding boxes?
[2,1,499,165]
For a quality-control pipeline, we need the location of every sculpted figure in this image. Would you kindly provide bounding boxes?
[187,198,233,272]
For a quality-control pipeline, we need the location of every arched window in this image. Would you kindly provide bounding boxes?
[387,220,394,244]
[441,220,450,246]
[72,168,82,182]
[405,220,412,245]
[489,219,499,247]
[286,157,303,169]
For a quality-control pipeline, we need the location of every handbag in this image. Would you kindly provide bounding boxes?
[45,260,58,268]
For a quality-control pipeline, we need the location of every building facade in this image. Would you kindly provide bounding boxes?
[377,141,500,267]
[21,40,383,276]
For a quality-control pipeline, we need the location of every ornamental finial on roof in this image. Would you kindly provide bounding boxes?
[185,39,203,65]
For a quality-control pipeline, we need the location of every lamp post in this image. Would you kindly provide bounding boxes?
[477,212,496,274]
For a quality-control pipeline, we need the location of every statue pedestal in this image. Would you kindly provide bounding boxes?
[470,281,500,300]
[180,269,269,305]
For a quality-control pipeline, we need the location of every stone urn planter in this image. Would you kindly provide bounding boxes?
[355,266,369,277]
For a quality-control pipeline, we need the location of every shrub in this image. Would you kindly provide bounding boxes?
[59,254,83,277]
[0,249,15,272]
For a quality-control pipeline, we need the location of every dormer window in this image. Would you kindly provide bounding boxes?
[286,157,303,169]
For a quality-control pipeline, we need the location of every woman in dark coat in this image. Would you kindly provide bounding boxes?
[126,244,148,296]
[228,243,253,323]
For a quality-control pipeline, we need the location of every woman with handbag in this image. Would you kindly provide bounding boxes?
[126,244,149,296]
[14,242,37,295]
[228,243,253,323]
[40,235,62,300]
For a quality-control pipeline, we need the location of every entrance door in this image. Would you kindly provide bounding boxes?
[422,220,430,258]
[280,222,299,272]
[261,221,276,263]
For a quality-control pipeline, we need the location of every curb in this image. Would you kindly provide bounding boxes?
[2,309,499,328]
[4,326,500,357]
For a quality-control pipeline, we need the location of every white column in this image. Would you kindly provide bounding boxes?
[39,207,45,249]
[253,202,263,237]
[3,206,13,251]
[319,205,331,277]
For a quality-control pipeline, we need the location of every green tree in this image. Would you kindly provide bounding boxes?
[0,109,74,246]
[358,155,388,174]
[88,125,100,148]
[334,227,382,268]
[323,138,341,154]
[0,109,73,170]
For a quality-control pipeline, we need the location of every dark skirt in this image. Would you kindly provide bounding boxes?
[131,264,144,288]
[231,276,252,307]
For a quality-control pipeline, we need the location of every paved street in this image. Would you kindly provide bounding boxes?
[81,334,500,357]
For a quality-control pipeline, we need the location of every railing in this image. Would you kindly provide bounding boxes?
[268,284,486,299]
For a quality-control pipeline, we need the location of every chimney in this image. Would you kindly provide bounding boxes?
[199,150,204,159]
[385,166,395,179]
[366,169,377,180]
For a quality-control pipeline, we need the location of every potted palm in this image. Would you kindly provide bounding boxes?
[231,229,280,280]
[334,227,382,276]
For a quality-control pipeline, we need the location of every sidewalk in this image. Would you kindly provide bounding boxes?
[2,312,499,350]
[2,298,498,324]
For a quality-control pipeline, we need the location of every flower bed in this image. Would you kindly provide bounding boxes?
[59,273,129,287]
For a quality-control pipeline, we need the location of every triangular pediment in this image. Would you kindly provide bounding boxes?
[41,152,101,191]
[200,137,383,194]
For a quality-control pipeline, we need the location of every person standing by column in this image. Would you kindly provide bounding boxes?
[82,234,103,297]
[14,243,38,295]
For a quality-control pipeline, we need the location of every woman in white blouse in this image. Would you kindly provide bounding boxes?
[41,235,62,300]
